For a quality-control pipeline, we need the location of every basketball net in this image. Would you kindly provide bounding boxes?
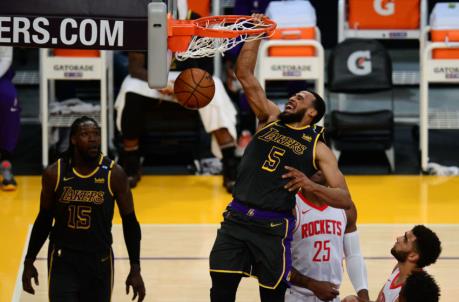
[172,16,277,61]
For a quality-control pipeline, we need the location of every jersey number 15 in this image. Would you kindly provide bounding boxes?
[67,205,92,229]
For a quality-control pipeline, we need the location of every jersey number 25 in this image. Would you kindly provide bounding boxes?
[313,240,330,262]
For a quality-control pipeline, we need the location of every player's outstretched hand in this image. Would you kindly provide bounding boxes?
[282,166,315,193]
[309,280,339,301]
[22,259,39,294]
[126,265,146,302]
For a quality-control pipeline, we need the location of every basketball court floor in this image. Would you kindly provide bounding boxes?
[1,175,458,301]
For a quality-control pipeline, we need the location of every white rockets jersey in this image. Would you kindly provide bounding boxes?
[376,268,403,302]
[290,192,347,297]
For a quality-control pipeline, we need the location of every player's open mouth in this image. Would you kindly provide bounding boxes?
[285,102,295,111]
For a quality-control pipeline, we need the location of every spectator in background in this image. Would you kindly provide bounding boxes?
[115,9,238,192]
[0,46,20,191]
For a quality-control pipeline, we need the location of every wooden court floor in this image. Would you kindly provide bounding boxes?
[1,175,459,301]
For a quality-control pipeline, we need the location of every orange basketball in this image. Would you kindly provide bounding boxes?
[174,68,215,110]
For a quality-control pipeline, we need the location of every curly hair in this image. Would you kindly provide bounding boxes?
[399,270,440,302]
[61,116,100,167]
[412,225,442,268]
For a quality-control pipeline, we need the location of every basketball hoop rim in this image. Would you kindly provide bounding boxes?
[193,15,277,38]
[169,15,277,39]
[167,15,276,55]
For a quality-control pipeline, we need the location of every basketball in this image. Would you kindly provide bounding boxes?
[174,68,215,110]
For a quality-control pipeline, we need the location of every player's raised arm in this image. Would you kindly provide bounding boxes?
[235,16,280,127]
[111,164,146,302]
[22,163,58,294]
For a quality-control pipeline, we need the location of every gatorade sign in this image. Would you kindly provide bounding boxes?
[347,51,372,76]
[348,0,419,30]
[373,0,395,16]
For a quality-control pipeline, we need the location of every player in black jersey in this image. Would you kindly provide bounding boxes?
[22,117,146,302]
[209,14,353,302]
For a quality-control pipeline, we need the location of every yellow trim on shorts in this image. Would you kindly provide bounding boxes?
[108,160,115,197]
[312,127,324,170]
[209,269,252,277]
[54,159,61,192]
[48,248,55,302]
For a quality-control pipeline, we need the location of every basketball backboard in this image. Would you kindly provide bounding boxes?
[147,0,170,88]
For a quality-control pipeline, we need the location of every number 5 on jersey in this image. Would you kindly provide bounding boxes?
[262,146,286,172]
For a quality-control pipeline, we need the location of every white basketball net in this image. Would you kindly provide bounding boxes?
[175,18,274,61]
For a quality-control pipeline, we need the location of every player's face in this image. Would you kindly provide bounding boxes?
[72,121,101,160]
[390,230,419,263]
[280,91,317,123]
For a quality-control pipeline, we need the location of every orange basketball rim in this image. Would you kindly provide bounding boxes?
[167,14,277,56]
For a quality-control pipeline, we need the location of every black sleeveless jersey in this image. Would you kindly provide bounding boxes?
[50,156,116,253]
[233,120,324,212]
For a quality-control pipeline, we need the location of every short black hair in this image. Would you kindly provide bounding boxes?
[412,225,442,268]
[399,271,440,302]
[307,89,326,124]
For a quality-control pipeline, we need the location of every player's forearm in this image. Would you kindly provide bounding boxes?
[308,183,352,209]
[235,40,262,79]
[122,212,142,266]
[289,267,317,289]
[25,208,53,261]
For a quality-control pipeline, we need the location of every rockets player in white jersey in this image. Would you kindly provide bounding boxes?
[342,225,441,302]
[286,171,369,302]
[373,225,441,302]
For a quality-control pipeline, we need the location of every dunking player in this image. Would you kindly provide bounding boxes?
[22,117,146,302]
[209,15,353,302]
[286,171,369,302]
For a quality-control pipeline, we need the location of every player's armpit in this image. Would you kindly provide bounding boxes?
[313,141,352,209]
